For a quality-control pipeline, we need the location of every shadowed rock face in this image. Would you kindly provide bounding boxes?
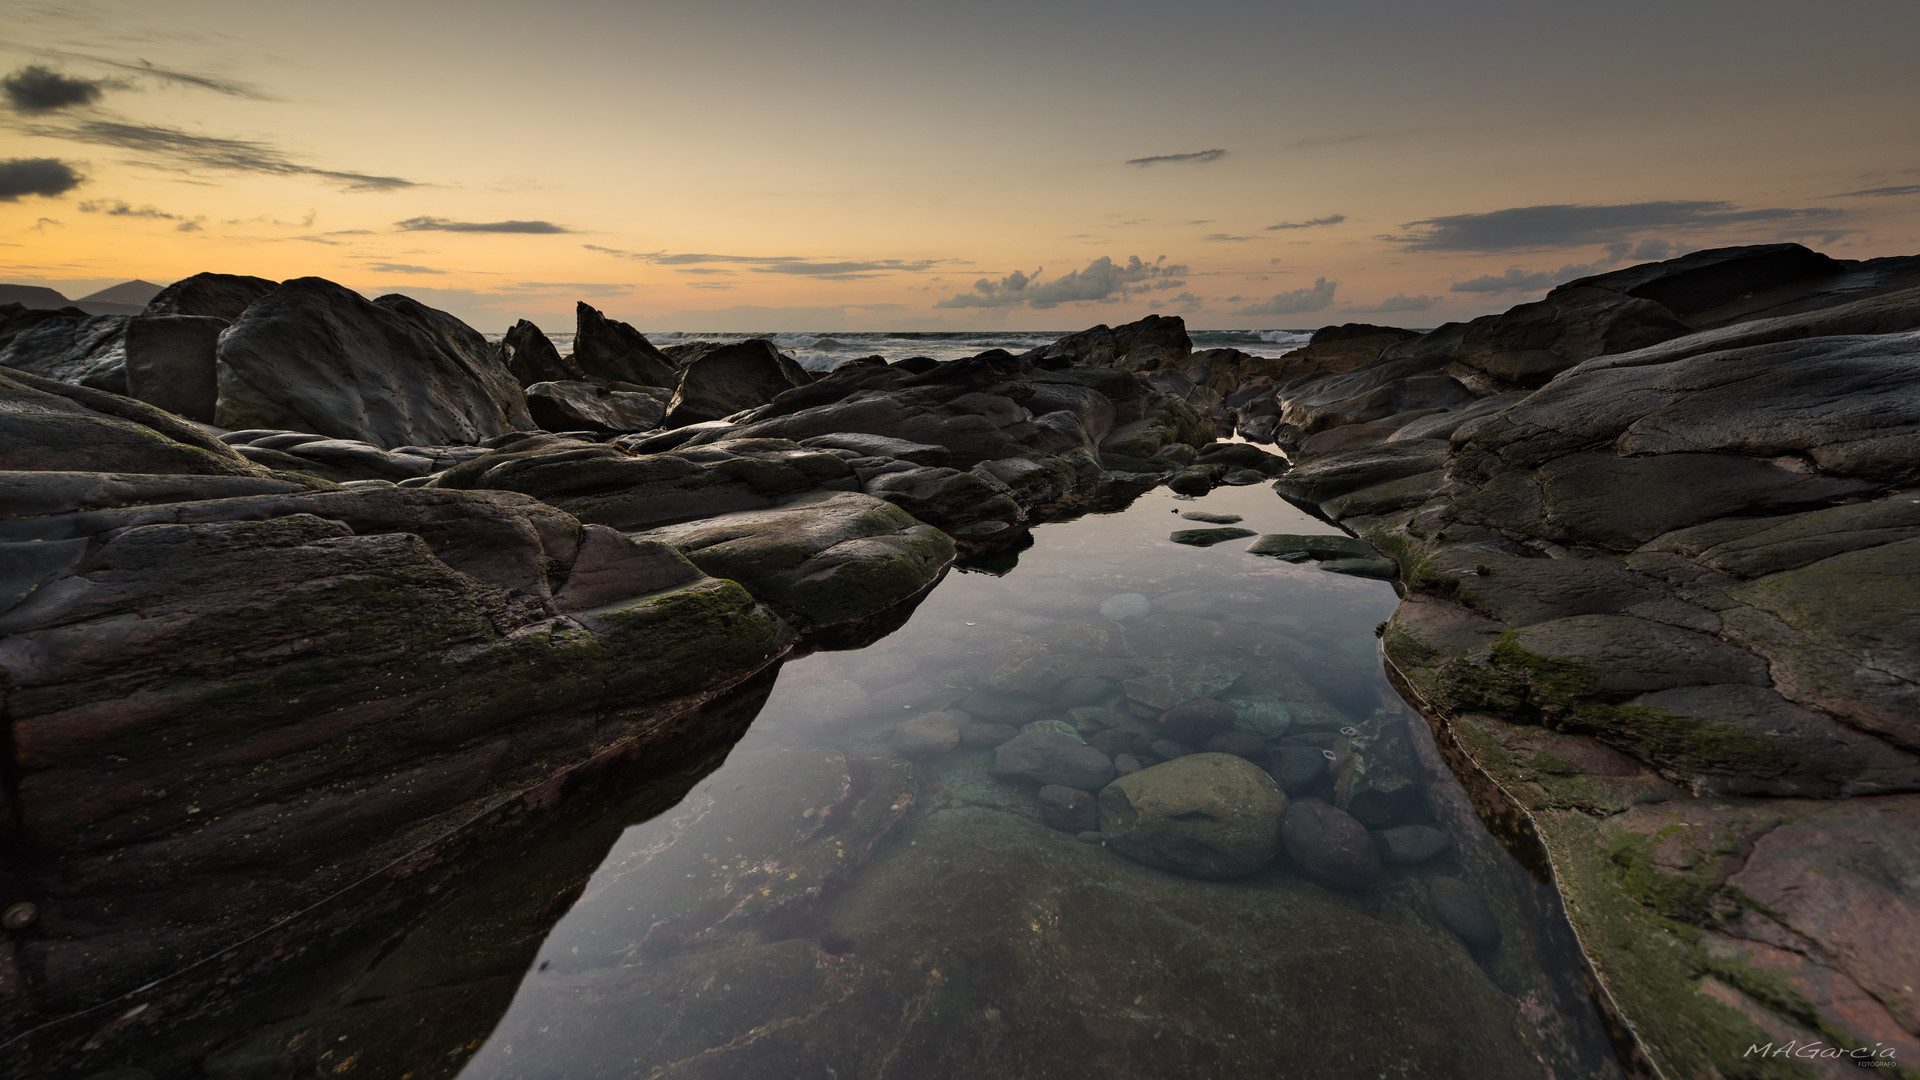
[662,339,812,427]
[571,301,678,387]
[214,277,535,447]
[501,318,580,386]
[1252,244,1920,1078]
[143,271,278,323]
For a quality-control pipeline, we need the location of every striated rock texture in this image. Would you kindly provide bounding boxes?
[0,369,794,1025]
[215,277,534,446]
[1261,243,1920,1078]
[570,301,677,387]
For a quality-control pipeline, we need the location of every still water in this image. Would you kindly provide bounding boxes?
[453,482,1622,1079]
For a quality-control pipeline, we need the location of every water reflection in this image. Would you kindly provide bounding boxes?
[459,485,1622,1080]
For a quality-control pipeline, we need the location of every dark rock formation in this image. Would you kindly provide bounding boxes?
[571,302,677,387]
[123,313,225,423]
[524,380,667,434]
[662,339,812,427]
[215,277,533,446]
[0,310,129,391]
[501,318,580,386]
[144,271,278,322]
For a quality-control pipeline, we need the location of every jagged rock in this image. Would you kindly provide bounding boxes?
[662,340,812,427]
[502,319,579,386]
[525,380,667,434]
[571,302,677,387]
[214,278,532,447]
[0,311,129,391]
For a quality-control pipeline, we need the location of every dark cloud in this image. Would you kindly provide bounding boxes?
[80,198,177,219]
[587,245,946,280]
[17,117,412,191]
[0,157,84,201]
[1394,200,1841,252]
[1831,184,1920,198]
[1266,214,1345,231]
[936,256,1189,310]
[365,262,448,274]
[38,53,274,100]
[1234,277,1337,316]
[1125,149,1226,167]
[1344,293,1443,314]
[3,66,110,112]
[1204,233,1253,242]
[397,216,568,233]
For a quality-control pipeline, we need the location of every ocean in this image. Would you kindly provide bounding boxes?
[502,329,1314,372]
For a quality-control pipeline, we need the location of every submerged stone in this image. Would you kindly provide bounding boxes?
[1099,753,1286,879]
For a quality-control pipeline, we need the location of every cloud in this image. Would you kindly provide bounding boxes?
[1831,184,1920,198]
[1168,291,1204,312]
[0,157,84,200]
[397,216,568,233]
[96,57,270,99]
[16,117,412,191]
[1394,200,1842,252]
[364,262,448,274]
[1450,262,1600,294]
[1125,149,1227,167]
[1204,233,1253,242]
[80,198,177,219]
[586,245,947,280]
[1266,214,1345,231]
[1234,277,1337,316]
[1344,293,1443,314]
[934,255,1189,309]
[3,66,110,112]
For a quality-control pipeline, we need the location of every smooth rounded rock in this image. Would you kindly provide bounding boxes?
[1202,730,1271,763]
[1157,697,1237,744]
[1052,675,1116,709]
[991,733,1117,791]
[1281,797,1382,892]
[958,722,1019,749]
[1270,745,1330,795]
[1375,825,1453,865]
[1098,753,1286,879]
[1113,753,1142,776]
[1099,592,1151,621]
[890,712,961,758]
[1429,877,1501,947]
[1038,785,1099,833]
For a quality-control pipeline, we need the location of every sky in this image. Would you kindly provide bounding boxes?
[1,0,1917,332]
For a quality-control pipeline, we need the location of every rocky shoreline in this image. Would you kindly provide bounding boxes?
[4,243,1917,1077]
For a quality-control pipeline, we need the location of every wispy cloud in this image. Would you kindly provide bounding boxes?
[1235,277,1337,316]
[935,255,1188,309]
[78,197,203,230]
[1394,200,1842,252]
[1126,149,1227,167]
[2,66,112,112]
[586,244,948,280]
[396,216,568,233]
[1830,184,1920,198]
[1450,263,1600,294]
[1266,214,1345,231]
[0,157,84,201]
[13,116,413,191]
[364,262,448,274]
[1344,293,1442,314]
[43,53,274,100]
[1203,233,1253,242]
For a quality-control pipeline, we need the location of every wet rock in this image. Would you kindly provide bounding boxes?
[1098,753,1286,879]
[863,464,1023,531]
[990,732,1116,790]
[1180,509,1243,524]
[1375,825,1453,865]
[1086,728,1134,759]
[891,712,961,758]
[1022,718,1082,740]
[1038,785,1099,833]
[1202,731,1271,763]
[1270,745,1330,795]
[1166,468,1215,495]
[663,340,812,427]
[571,302,677,387]
[500,319,578,386]
[1170,527,1256,546]
[1428,877,1500,947]
[1076,829,1105,843]
[1052,674,1116,709]
[959,687,1045,723]
[1098,592,1151,621]
[524,380,666,434]
[1281,797,1382,891]
[956,722,1018,749]
[1157,697,1238,744]
[1246,533,1382,563]
[1149,739,1191,761]
[1113,753,1142,776]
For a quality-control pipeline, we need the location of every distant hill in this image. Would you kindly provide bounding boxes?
[0,281,153,316]
[78,280,165,307]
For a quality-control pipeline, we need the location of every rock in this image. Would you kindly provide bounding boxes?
[1280,797,1381,891]
[524,380,666,434]
[0,311,128,391]
[1428,877,1500,947]
[1446,287,1690,392]
[863,465,1023,531]
[501,319,579,386]
[957,722,1019,749]
[1099,592,1151,621]
[1098,753,1286,879]
[214,278,533,447]
[1169,527,1256,546]
[1246,533,1380,563]
[1052,676,1115,709]
[1086,728,1133,758]
[1112,753,1142,775]
[1149,739,1191,761]
[891,712,961,757]
[799,432,952,467]
[1179,510,1243,524]
[1076,830,1105,843]
[1037,785,1099,833]
[571,302,677,387]
[1270,746,1330,795]
[1202,731,1270,763]
[1022,718,1082,740]
[1021,313,1192,369]
[1157,698,1237,744]
[144,272,276,322]
[1166,468,1214,495]
[0,367,265,476]
[1375,825,1453,865]
[663,340,812,427]
[958,687,1044,723]
[989,732,1117,790]
[122,314,224,422]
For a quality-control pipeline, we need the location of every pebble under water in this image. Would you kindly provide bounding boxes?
[452,482,1624,1079]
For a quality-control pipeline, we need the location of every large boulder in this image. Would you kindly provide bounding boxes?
[0,366,265,477]
[123,313,225,422]
[1098,753,1286,878]
[990,731,1117,790]
[0,311,129,391]
[571,302,677,387]
[144,272,278,322]
[662,339,812,427]
[213,277,533,447]
[1022,313,1191,371]
[501,318,580,386]
[1280,797,1381,891]
[524,380,666,434]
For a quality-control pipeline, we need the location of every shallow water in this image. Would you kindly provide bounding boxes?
[452,483,1623,1079]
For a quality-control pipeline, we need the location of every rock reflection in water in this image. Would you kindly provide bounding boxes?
[458,484,1622,1080]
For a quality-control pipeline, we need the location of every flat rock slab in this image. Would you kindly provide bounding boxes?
[1169,527,1256,546]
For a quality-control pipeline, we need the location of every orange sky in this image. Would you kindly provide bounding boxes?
[3,0,1918,331]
